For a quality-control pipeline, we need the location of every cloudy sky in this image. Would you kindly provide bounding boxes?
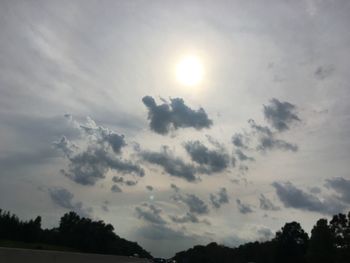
[1,0,350,258]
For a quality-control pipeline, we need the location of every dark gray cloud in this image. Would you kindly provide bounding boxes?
[135,203,166,225]
[314,65,335,80]
[235,149,255,162]
[170,212,210,225]
[210,188,229,209]
[142,96,213,135]
[248,119,298,152]
[236,199,253,214]
[141,147,196,182]
[170,183,180,192]
[173,193,209,215]
[263,98,300,132]
[232,133,249,149]
[49,188,92,217]
[112,176,124,184]
[205,135,224,149]
[146,185,154,191]
[112,176,138,186]
[272,181,346,215]
[104,133,126,154]
[248,119,273,136]
[52,136,78,157]
[184,140,230,173]
[61,146,144,186]
[170,212,199,224]
[309,186,322,194]
[111,184,122,193]
[259,194,280,211]
[258,136,298,152]
[55,117,144,186]
[79,116,127,155]
[325,177,350,204]
[125,180,137,186]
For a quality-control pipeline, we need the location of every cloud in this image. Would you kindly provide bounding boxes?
[52,136,78,157]
[309,186,322,194]
[125,180,137,186]
[258,136,298,152]
[259,194,280,211]
[173,193,209,215]
[235,149,255,162]
[135,203,166,225]
[112,176,138,186]
[263,98,300,132]
[61,146,144,185]
[146,185,153,191]
[79,116,127,154]
[256,226,274,241]
[272,181,346,215]
[142,96,212,135]
[184,140,230,173]
[111,184,122,193]
[112,176,124,183]
[314,65,335,80]
[170,212,210,225]
[232,133,249,149]
[55,117,144,186]
[248,119,298,152]
[236,199,253,214]
[325,177,350,204]
[49,188,92,217]
[134,201,200,245]
[170,183,180,192]
[141,146,196,182]
[210,188,229,209]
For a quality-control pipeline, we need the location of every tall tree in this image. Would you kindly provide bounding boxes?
[307,218,335,263]
[274,221,309,263]
[329,212,350,262]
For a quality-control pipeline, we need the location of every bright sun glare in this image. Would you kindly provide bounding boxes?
[176,56,204,87]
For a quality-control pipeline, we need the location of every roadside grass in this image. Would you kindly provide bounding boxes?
[0,239,79,252]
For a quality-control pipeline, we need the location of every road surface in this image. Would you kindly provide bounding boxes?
[0,247,151,263]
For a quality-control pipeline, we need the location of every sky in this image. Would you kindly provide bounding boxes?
[0,0,350,258]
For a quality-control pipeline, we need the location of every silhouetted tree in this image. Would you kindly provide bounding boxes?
[273,221,309,263]
[59,211,116,253]
[0,209,41,242]
[307,218,335,263]
[330,212,350,262]
[3,208,350,262]
[0,209,151,258]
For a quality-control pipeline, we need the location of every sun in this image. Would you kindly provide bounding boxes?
[175,55,204,86]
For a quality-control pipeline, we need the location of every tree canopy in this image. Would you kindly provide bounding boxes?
[0,209,152,259]
[174,211,350,263]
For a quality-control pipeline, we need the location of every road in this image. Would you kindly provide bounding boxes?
[0,247,151,263]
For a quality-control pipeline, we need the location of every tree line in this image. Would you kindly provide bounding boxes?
[0,209,152,259]
[173,211,350,263]
[1,208,350,262]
